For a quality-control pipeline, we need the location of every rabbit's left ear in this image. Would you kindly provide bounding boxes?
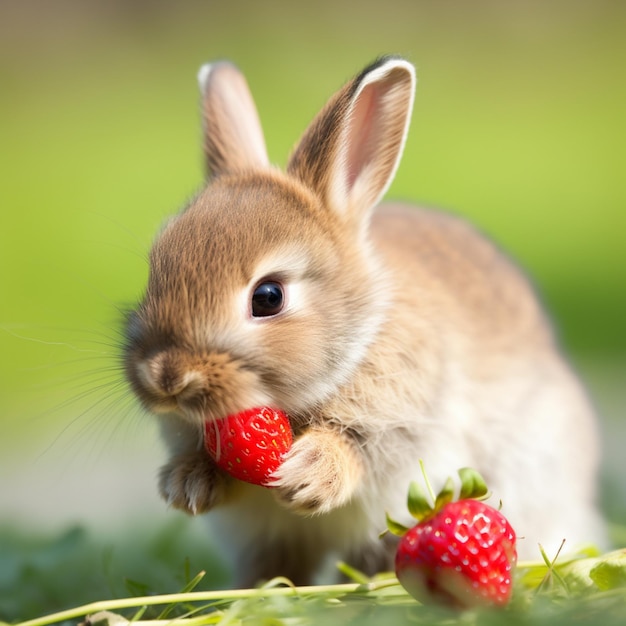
[198,61,269,178]
[287,57,415,227]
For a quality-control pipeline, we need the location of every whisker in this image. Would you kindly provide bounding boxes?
[1,325,113,354]
[34,379,139,465]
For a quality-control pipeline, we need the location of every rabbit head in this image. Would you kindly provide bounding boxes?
[124,57,415,428]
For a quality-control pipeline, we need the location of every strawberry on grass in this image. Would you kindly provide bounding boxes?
[204,406,293,486]
[387,465,517,609]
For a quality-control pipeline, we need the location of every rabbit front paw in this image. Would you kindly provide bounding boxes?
[158,451,227,515]
[268,429,363,515]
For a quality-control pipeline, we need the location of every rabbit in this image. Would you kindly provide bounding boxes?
[123,56,606,587]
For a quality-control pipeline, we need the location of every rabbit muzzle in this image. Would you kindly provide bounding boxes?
[127,346,271,424]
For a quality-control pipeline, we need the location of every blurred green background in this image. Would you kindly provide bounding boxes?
[1,0,625,618]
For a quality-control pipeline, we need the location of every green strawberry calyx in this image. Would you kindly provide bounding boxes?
[385,461,491,537]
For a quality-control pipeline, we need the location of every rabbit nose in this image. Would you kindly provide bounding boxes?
[136,350,206,401]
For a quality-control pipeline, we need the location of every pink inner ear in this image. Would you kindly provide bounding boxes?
[345,81,383,189]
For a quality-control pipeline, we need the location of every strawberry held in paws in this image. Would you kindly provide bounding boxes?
[388,466,517,609]
[204,407,293,486]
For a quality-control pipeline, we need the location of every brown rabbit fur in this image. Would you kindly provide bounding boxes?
[124,56,605,586]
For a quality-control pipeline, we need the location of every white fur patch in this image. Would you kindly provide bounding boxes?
[197,63,214,92]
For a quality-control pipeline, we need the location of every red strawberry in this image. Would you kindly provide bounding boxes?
[204,407,293,486]
[388,466,517,609]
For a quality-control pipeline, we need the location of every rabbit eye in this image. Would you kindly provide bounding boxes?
[251,281,285,317]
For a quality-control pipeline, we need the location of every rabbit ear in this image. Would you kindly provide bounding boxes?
[287,57,415,227]
[198,61,269,178]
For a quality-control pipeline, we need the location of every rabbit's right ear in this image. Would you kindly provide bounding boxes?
[198,62,269,178]
[287,57,415,231]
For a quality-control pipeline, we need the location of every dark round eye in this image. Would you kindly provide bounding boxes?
[251,281,285,317]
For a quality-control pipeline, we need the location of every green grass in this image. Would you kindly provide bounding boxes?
[1,525,624,626]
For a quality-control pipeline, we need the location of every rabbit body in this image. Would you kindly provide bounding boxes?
[124,57,605,586]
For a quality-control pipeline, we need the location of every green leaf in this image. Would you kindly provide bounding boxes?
[407,480,433,520]
[434,477,455,511]
[129,606,148,623]
[458,467,489,500]
[539,542,554,569]
[336,561,371,584]
[124,578,151,597]
[385,511,411,537]
[540,541,570,592]
[589,549,626,591]
[418,459,437,503]
[157,570,206,619]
